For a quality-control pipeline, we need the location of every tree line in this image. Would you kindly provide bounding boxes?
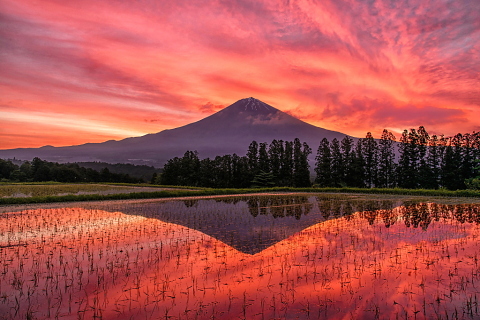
[161,126,480,190]
[2,126,479,189]
[315,127,480,190]
[0,157,143,183]
[160,138,312,188]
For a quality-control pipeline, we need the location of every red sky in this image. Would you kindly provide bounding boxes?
[1,0,479,149]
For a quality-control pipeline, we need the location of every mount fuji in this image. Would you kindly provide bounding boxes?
[0,98,352,167]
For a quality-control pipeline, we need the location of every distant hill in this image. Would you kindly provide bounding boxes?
[73,162,161,181]
[0,97,353,167]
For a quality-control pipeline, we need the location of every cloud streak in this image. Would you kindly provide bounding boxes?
[0,0,478,148]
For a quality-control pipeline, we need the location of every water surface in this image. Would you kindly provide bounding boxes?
[1,194,479,319]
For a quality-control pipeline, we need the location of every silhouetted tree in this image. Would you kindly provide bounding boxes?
[397,129,421,188]
[0,159,17,180]
[330,138,343,187]
[377,129,396,188]
[315,138,332,187]
[340,136,355,187]
[363,132,378,188]
[160,157,182,185]
[268,140,283,185]
[198,158,216,187]
[280,141,294,186]
[247,141,259,174]
[150,172,158,184]
[441,135,465,190]
[350,138,366,187]
[251,170,275,188]
[258,142,270,174]
[293,138,311,187]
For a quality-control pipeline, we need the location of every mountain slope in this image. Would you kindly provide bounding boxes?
[0,97,351,167]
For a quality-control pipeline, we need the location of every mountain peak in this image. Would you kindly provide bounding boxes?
[227,97,276,114]
[0,97,350,167]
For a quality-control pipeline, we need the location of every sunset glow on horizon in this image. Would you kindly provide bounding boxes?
[1,0,479,149]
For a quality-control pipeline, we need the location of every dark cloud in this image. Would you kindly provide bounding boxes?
[198,102,225,114]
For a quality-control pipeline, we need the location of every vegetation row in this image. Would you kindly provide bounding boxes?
[0,158,148,183]
[1,186,480,205]
[160,127,480,190]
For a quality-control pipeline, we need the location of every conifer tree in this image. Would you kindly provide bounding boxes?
[247,141,259,174]
[441,134,465,190]
[251,170,275,188]
[377,129,396,188]
[247,141,259,185]
[258,142,270,173]
[350,139,366,187]
[293,138,311,187]
[330,138,343,187]
[281,141,294,186]
[214,154,233,187]
[340,136,355,186]
[461,133,475,183]
[268,139,283,185]
[397,129,420,188]
[231,154,250,188]
[315,138,332,187]
[362,132,378,188]
[441,143,458,190]
[416,126,431,189]
[424,134,441,189]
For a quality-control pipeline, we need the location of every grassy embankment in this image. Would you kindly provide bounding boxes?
[0,182,479,205]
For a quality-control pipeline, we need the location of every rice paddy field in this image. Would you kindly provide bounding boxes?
[1,193,480,319]
[0,184,177,198]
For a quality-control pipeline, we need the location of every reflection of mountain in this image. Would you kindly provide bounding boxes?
[89,195,402,254]
[84,195,480,255]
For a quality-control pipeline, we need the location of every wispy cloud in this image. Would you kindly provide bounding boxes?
[0,0,478,148]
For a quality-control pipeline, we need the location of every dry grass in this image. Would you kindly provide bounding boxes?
[0,184,169,198]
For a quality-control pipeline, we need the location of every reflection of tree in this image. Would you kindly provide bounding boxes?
[361,210,377,225]
[247,198,259,217]
[316,197,347,220]
[342,202,356,218]
[214,198,242,205]
[183,199,199,208]
[318,199,331,220]
[186,196,480,230]
[430,202,442,222]
[403,203,431,230]
[239,196,313,219]
[452,204,480,224]
[347,200,397,225]
[316,197,395,222]
[363,203,480,230]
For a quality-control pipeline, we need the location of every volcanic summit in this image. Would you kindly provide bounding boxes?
[0,98,350,166]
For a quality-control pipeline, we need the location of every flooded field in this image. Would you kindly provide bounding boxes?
[1,194,479,319]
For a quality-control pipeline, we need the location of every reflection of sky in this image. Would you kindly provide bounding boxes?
[1,198,480,319]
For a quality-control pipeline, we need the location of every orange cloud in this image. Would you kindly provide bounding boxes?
[0,0,478,149]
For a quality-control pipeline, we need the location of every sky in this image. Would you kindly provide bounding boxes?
[1,0,479,149]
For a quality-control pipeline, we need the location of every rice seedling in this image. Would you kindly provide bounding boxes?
[0,194,479,319]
